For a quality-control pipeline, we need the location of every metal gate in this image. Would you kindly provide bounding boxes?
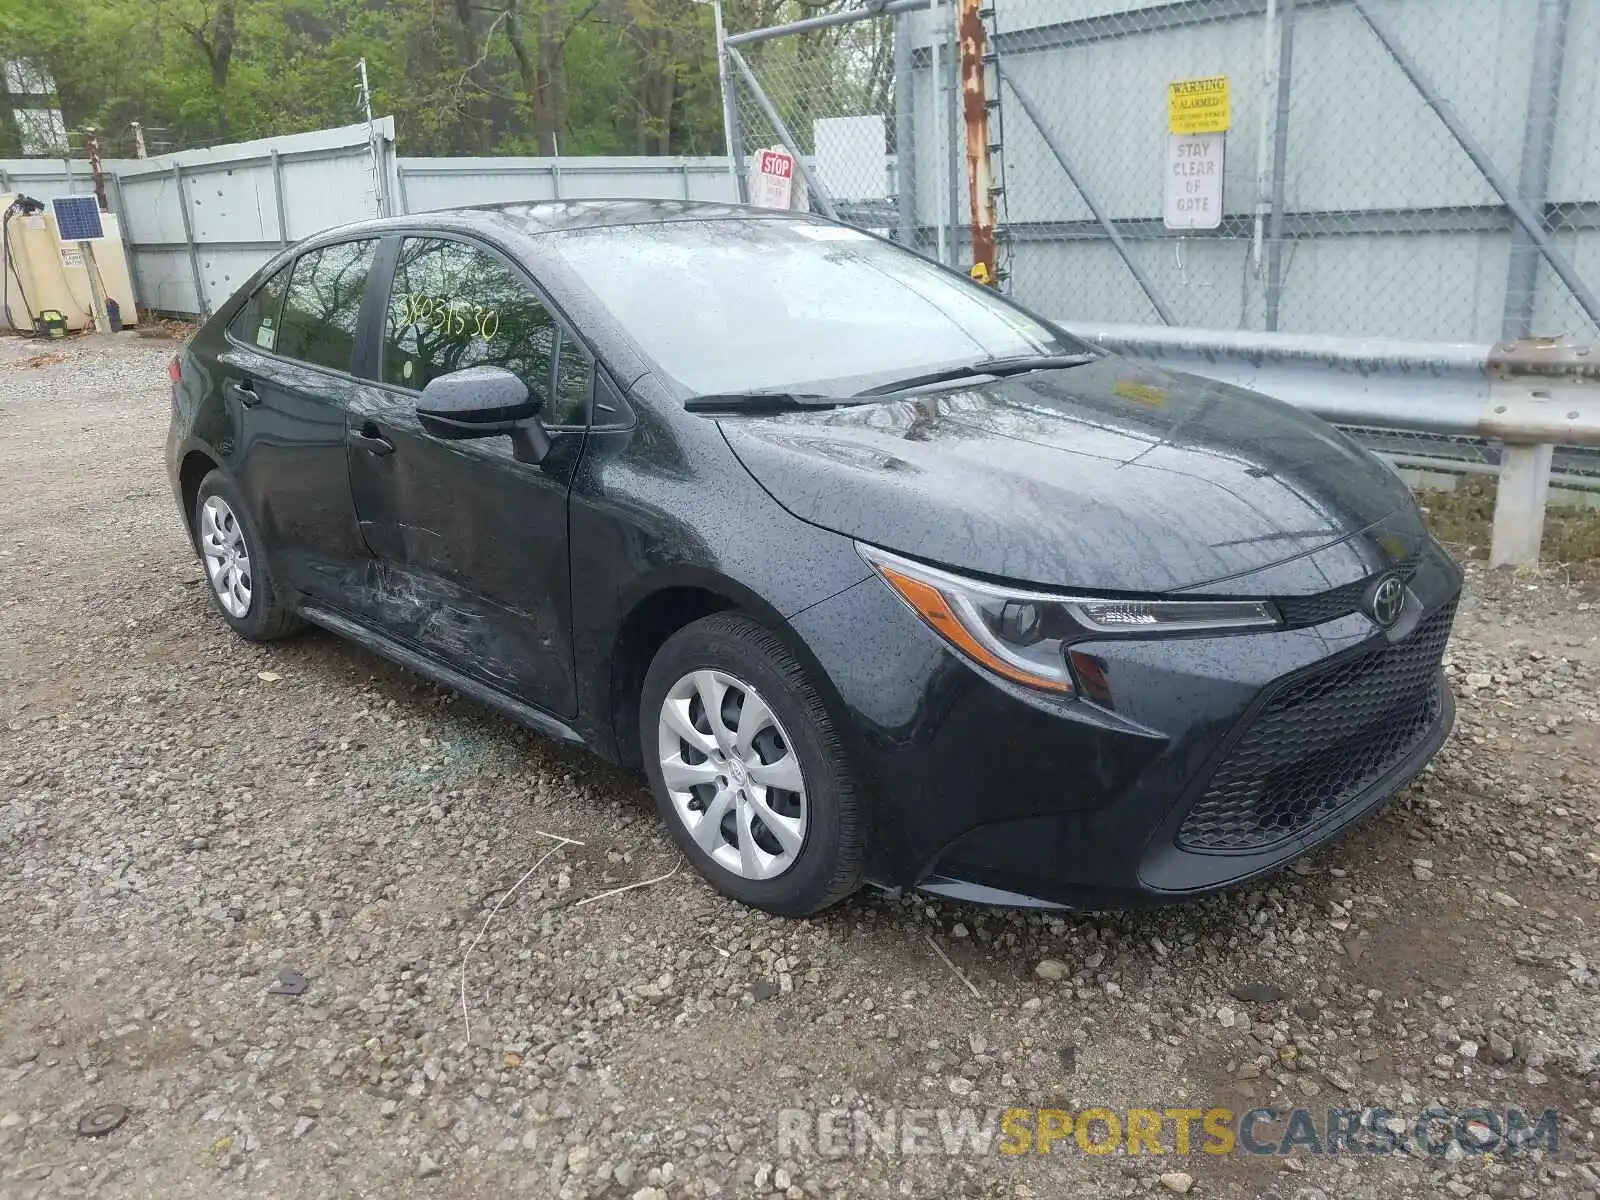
[716,0,1600,346]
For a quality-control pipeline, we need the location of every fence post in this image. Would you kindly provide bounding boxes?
[1263,0,1297,331]
[1491,443,1554,566]
[1351,0,1600,333]
[893,10,916,248]
[940,0,953,267]
[108,173,142,310]
[933,0,951,264]
[1502,0,1571,339]
[713,0,748,203]
[369,124,393,218]
[726,46,840,221]
[173,163,208,319]
[270,150,290,247]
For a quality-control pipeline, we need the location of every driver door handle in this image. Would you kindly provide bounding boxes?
[351,424,395,457]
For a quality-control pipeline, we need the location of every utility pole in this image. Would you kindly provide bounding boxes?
[86,127,108,211]
[357,57,374,126]
[958,0,998,285]
[356,57,389,217]
[74,128,113,335]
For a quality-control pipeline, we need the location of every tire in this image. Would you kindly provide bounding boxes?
[193,470,304,641]
[640,612,864,917]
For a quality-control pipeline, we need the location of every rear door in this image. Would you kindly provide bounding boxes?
[221,239,381,599]
[343,234,594,716]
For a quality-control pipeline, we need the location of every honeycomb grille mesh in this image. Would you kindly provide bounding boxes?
[1274,556,1421,629]
[1177,597,1457,853]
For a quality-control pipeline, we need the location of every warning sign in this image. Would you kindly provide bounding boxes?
[59,245,84,270]
[1168,76,1230,134]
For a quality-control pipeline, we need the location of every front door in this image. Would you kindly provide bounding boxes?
[344,234,594,717]
[221,238,382,601]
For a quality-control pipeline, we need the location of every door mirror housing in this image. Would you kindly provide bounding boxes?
[415,365,551,464]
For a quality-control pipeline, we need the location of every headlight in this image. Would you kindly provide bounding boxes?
[858,545,1281,695]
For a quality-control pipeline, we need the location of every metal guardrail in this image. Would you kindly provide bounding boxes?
[1059,322,1600,566]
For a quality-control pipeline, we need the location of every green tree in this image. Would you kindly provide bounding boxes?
[0,0,870,158]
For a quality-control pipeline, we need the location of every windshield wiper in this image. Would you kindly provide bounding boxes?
[684,392,847,414]
[855,353,1098,397]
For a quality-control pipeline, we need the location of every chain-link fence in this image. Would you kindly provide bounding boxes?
[716,0,1600,491]
[718,5,908,241]
[720,0,1600,346]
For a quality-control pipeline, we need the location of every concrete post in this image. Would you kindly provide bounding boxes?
[1490,443,1554,567]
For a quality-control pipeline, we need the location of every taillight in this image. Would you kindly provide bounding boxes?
[167,355,182,383]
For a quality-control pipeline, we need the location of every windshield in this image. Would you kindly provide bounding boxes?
[546,218,1087,396]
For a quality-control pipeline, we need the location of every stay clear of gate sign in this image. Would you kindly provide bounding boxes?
[1164,132,1225,231]
[750,147,796,210]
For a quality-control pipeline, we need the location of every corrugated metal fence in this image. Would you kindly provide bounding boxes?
[1,121,741,318]
[396,156,736,214]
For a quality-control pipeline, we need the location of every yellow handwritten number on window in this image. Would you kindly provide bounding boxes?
[400,293,497,342]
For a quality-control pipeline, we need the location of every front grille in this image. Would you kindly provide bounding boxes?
[1274,555,1421,628]
[1177,596,1457,852]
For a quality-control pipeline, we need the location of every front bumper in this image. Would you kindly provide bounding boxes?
[788,538,1463,909]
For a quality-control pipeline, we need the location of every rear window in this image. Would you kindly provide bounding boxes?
[545,219,1080,396]
[229,265,290,352]
[274,239,379,373]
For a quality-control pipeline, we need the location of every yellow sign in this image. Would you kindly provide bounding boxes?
[1168,76,1230,134]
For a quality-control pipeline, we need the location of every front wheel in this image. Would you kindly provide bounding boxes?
[640,613,863,917]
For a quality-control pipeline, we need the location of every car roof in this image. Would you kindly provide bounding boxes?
[317,199,815,243]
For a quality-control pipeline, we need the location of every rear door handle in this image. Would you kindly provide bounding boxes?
[224,379,260,408]
[350,424,395,457]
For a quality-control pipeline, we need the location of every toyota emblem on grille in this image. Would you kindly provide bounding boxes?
[1367,574,1405,626]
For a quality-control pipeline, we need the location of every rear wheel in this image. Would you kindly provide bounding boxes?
[193,471,303,641]
[641,613,863,916]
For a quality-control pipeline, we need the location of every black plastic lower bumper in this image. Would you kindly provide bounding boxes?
[932,678,1453,909]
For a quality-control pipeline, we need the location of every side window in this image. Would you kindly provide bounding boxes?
[229,264,290,352]
[275,239,379,373]
[383,237,589,426]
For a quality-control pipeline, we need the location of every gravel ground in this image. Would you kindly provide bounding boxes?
[2,331,1599,1200]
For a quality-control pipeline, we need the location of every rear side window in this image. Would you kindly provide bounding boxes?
[229,264,290,352]
[382,237,591,426]
[275,239,379,373]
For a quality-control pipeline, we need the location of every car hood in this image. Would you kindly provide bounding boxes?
[716,356,1422,594]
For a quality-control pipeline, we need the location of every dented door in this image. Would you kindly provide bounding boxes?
[341,234,589,717]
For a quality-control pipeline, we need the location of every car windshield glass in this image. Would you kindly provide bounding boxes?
[545,219,1088,397]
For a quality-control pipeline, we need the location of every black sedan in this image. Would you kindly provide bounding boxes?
[166,200,1461,916]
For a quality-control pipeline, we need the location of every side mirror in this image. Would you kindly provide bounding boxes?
[415,365,551,464]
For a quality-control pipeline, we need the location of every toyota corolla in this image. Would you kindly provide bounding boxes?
[166,200,1461,916]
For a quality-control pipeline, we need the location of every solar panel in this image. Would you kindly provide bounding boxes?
[51,195,106,242]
